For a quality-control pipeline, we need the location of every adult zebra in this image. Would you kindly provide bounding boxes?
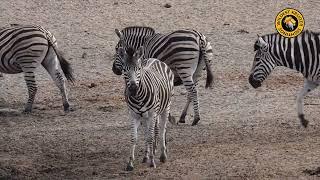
[0,24,74,112]
[112,26,214,126]
[118,46,174,170]
[249,30,320,127]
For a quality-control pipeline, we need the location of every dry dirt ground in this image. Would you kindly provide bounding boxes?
[1,0,320,179]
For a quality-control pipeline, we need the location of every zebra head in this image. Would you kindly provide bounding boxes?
[113,27,155,76]
[117,46,144,96]
[249,36,276,88]
[112,29,126,75]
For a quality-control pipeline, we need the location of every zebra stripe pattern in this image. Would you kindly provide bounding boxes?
[249,30,320,127]
[113,26,214,126]
[0,24,74,112]
[118,46,174,170]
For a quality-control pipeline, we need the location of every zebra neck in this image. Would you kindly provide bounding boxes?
[270,48,306,75]
[136,70,149,96]
[268,36,305,75]
[130,34,157,50]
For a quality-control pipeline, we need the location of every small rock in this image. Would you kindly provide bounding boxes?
[164,3,172,8]
[82,52,87,59]
[88,83,97,88]
[223,23,230,26]
[97,106,116,112]
[92,171,98,175]
[237,29,249,34]
[113,2,118,5]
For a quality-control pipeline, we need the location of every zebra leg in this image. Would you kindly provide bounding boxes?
[159,108,169,163]
[147,114,157,168]
[141,118,150,163]
[297,79,318,128]
[42,48,70,112]
[126,112,140,171]
[153,117,159,155]
[179,96,191,123]
[183,82,200,126]
[23,71,38,112]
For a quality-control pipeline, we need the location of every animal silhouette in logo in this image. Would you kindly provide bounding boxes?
[283,16,296,31]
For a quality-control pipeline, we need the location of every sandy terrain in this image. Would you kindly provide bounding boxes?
[1,0,320,179]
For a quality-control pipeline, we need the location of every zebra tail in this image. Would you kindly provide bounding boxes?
[52,45,75,83]
[203,41,214,88]
[37,26,75,83]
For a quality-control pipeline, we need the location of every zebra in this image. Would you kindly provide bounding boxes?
[112,26,214,126]
[0,24,74,112]
[117,46,174,170]
[249,30,320,128]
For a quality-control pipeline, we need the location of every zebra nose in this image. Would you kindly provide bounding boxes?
[248,74,261,89]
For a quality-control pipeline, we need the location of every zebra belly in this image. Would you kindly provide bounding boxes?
[0,61,22,74]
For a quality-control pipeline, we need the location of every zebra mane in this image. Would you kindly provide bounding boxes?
[254,30,320,51]
[121,26,156,37]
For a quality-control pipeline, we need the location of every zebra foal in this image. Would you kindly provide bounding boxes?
[113,26,214,126]
[249,31,320,127]
[0,24,74,112]
[117,46,174,170]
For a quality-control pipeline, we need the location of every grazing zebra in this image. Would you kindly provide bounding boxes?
[0,24,74,112]
[249,30,320,127]
[113,26,214,126]
[117,46,174,170]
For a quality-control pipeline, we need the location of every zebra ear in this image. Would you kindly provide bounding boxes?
[115,29,123,39]
[255,36,268,51]
[258,37,267,46]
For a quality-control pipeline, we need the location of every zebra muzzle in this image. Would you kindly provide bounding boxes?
[248,74,261,89]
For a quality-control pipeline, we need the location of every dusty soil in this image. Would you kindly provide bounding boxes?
[1,0,320,179]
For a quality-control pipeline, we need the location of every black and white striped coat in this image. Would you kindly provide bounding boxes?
[117,46,174,171]
[0,24,74,112]
[113,26,214,126]
[249,30,320,127]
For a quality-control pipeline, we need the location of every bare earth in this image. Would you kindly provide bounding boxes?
[1,0,320,179]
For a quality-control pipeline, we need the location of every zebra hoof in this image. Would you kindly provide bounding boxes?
[178,117,186,123]
[149,161,156,168]
[142,157,149,163]
[299,114,308,128]
[191,118,200,126]
[160,153,167,163]
[23,107,32,113]
[126,162,134,171]
[63,103,70,112]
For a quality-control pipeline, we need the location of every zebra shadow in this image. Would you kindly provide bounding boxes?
[0,107,21,117]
